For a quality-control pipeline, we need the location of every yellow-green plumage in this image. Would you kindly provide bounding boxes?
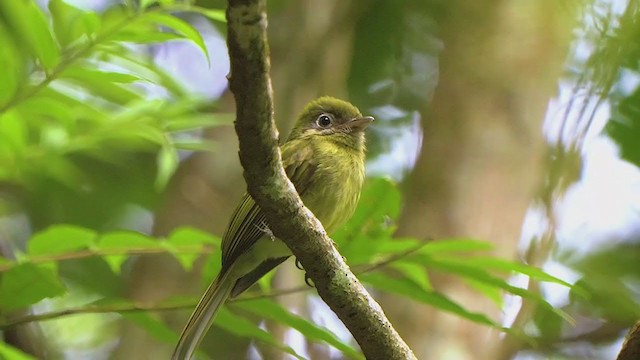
[172,97,372,360]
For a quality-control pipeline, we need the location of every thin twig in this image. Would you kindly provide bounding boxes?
[0,243,425,328]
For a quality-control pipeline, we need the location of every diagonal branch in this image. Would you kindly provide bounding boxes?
[225,0,417,359]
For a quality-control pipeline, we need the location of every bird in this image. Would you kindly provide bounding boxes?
[172,96,373,359]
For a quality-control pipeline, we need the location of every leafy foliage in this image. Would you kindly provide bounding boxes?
[0,0,226,197]
[0,179,571,358]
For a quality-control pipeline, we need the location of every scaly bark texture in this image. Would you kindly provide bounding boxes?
[226,0,416,359]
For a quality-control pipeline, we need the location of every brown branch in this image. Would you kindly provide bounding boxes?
[617,321,640,360]
[225,1,417,359]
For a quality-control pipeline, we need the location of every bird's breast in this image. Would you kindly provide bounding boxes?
[301,149,365,234]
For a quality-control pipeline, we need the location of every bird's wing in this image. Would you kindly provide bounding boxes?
[220,143,317,272]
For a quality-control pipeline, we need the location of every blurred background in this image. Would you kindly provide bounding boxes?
[0,0,639,359]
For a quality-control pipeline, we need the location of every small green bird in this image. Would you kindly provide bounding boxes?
[172,97,373,360]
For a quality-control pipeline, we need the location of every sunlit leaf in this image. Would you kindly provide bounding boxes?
[420,256,573,323]
[0,23,23,106]
[234,298,363,359]
[59,67,144,105]
[0,341,37,360]
[361,272,500,328]
[455,257,572,288]
[0,109,28,155]
[49,0,100,48]
[0,263,66,310]
[96,47,188,96]
[142,12,209,62]
[156,142,178,189]
[0,0,60,70]
[140,0,157,10]
[165,114,233,132]
[167,227,219,271]
[186,7,227,23]
[390,261,431,290]
[28,225,97,256]
[97,231,160,273]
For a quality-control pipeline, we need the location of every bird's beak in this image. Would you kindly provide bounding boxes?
[347,116,374,131]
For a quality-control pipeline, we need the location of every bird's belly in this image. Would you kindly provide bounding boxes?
[302,173,362,234]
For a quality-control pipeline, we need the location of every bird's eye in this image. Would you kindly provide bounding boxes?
[316,113,333,128]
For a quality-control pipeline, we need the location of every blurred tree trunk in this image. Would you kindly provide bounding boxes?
[390,1,576,358]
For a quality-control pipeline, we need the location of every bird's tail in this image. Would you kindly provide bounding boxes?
[172,269,235,360]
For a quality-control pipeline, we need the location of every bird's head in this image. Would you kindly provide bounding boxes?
[287,97,374,150]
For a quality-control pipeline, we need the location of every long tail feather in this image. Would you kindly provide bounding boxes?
[172,270,235,360]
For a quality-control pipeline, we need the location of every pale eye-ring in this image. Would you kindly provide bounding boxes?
[316,113,334,128]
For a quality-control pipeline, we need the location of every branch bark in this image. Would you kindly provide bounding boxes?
[617,321,640,360]
[225,1,416,359]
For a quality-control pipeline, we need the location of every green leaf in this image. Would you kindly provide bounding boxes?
[361,272,500,328]
[0,23,24,106]
[462,277,504,307]
[140,0,157,10]
[0,0,60,70]
[168,227,220,246]
[172,140,216,152]
[0,109,28,154]
[28,225,97,256]
[420,257,573,323]
[453,257,572,288]
[234,298,363,359]
[40,156,88,189]
[49,0,100,48]
[142,12,210,63]
[420,238,494,254]
[165,114,233,132]
[96,48,188,96]
[215,308,305,360]
[166,227,219,271]
[59,67,144,104]
[335,178,401,257]
[58,257,122,297]
[0,263,66,310]
[62,66,143,84]
[123,312,177,343]
[0,341,37,360]
[156,142,178,190]
[97,231,160,273]
[186,6,227,23]
[390,261,431,290]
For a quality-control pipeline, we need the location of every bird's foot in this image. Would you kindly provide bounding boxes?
[304,273,314,288]
[294,258,314,287]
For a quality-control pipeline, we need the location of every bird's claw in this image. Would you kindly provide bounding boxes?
[294,258,314,287]
[304,273,314,288]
